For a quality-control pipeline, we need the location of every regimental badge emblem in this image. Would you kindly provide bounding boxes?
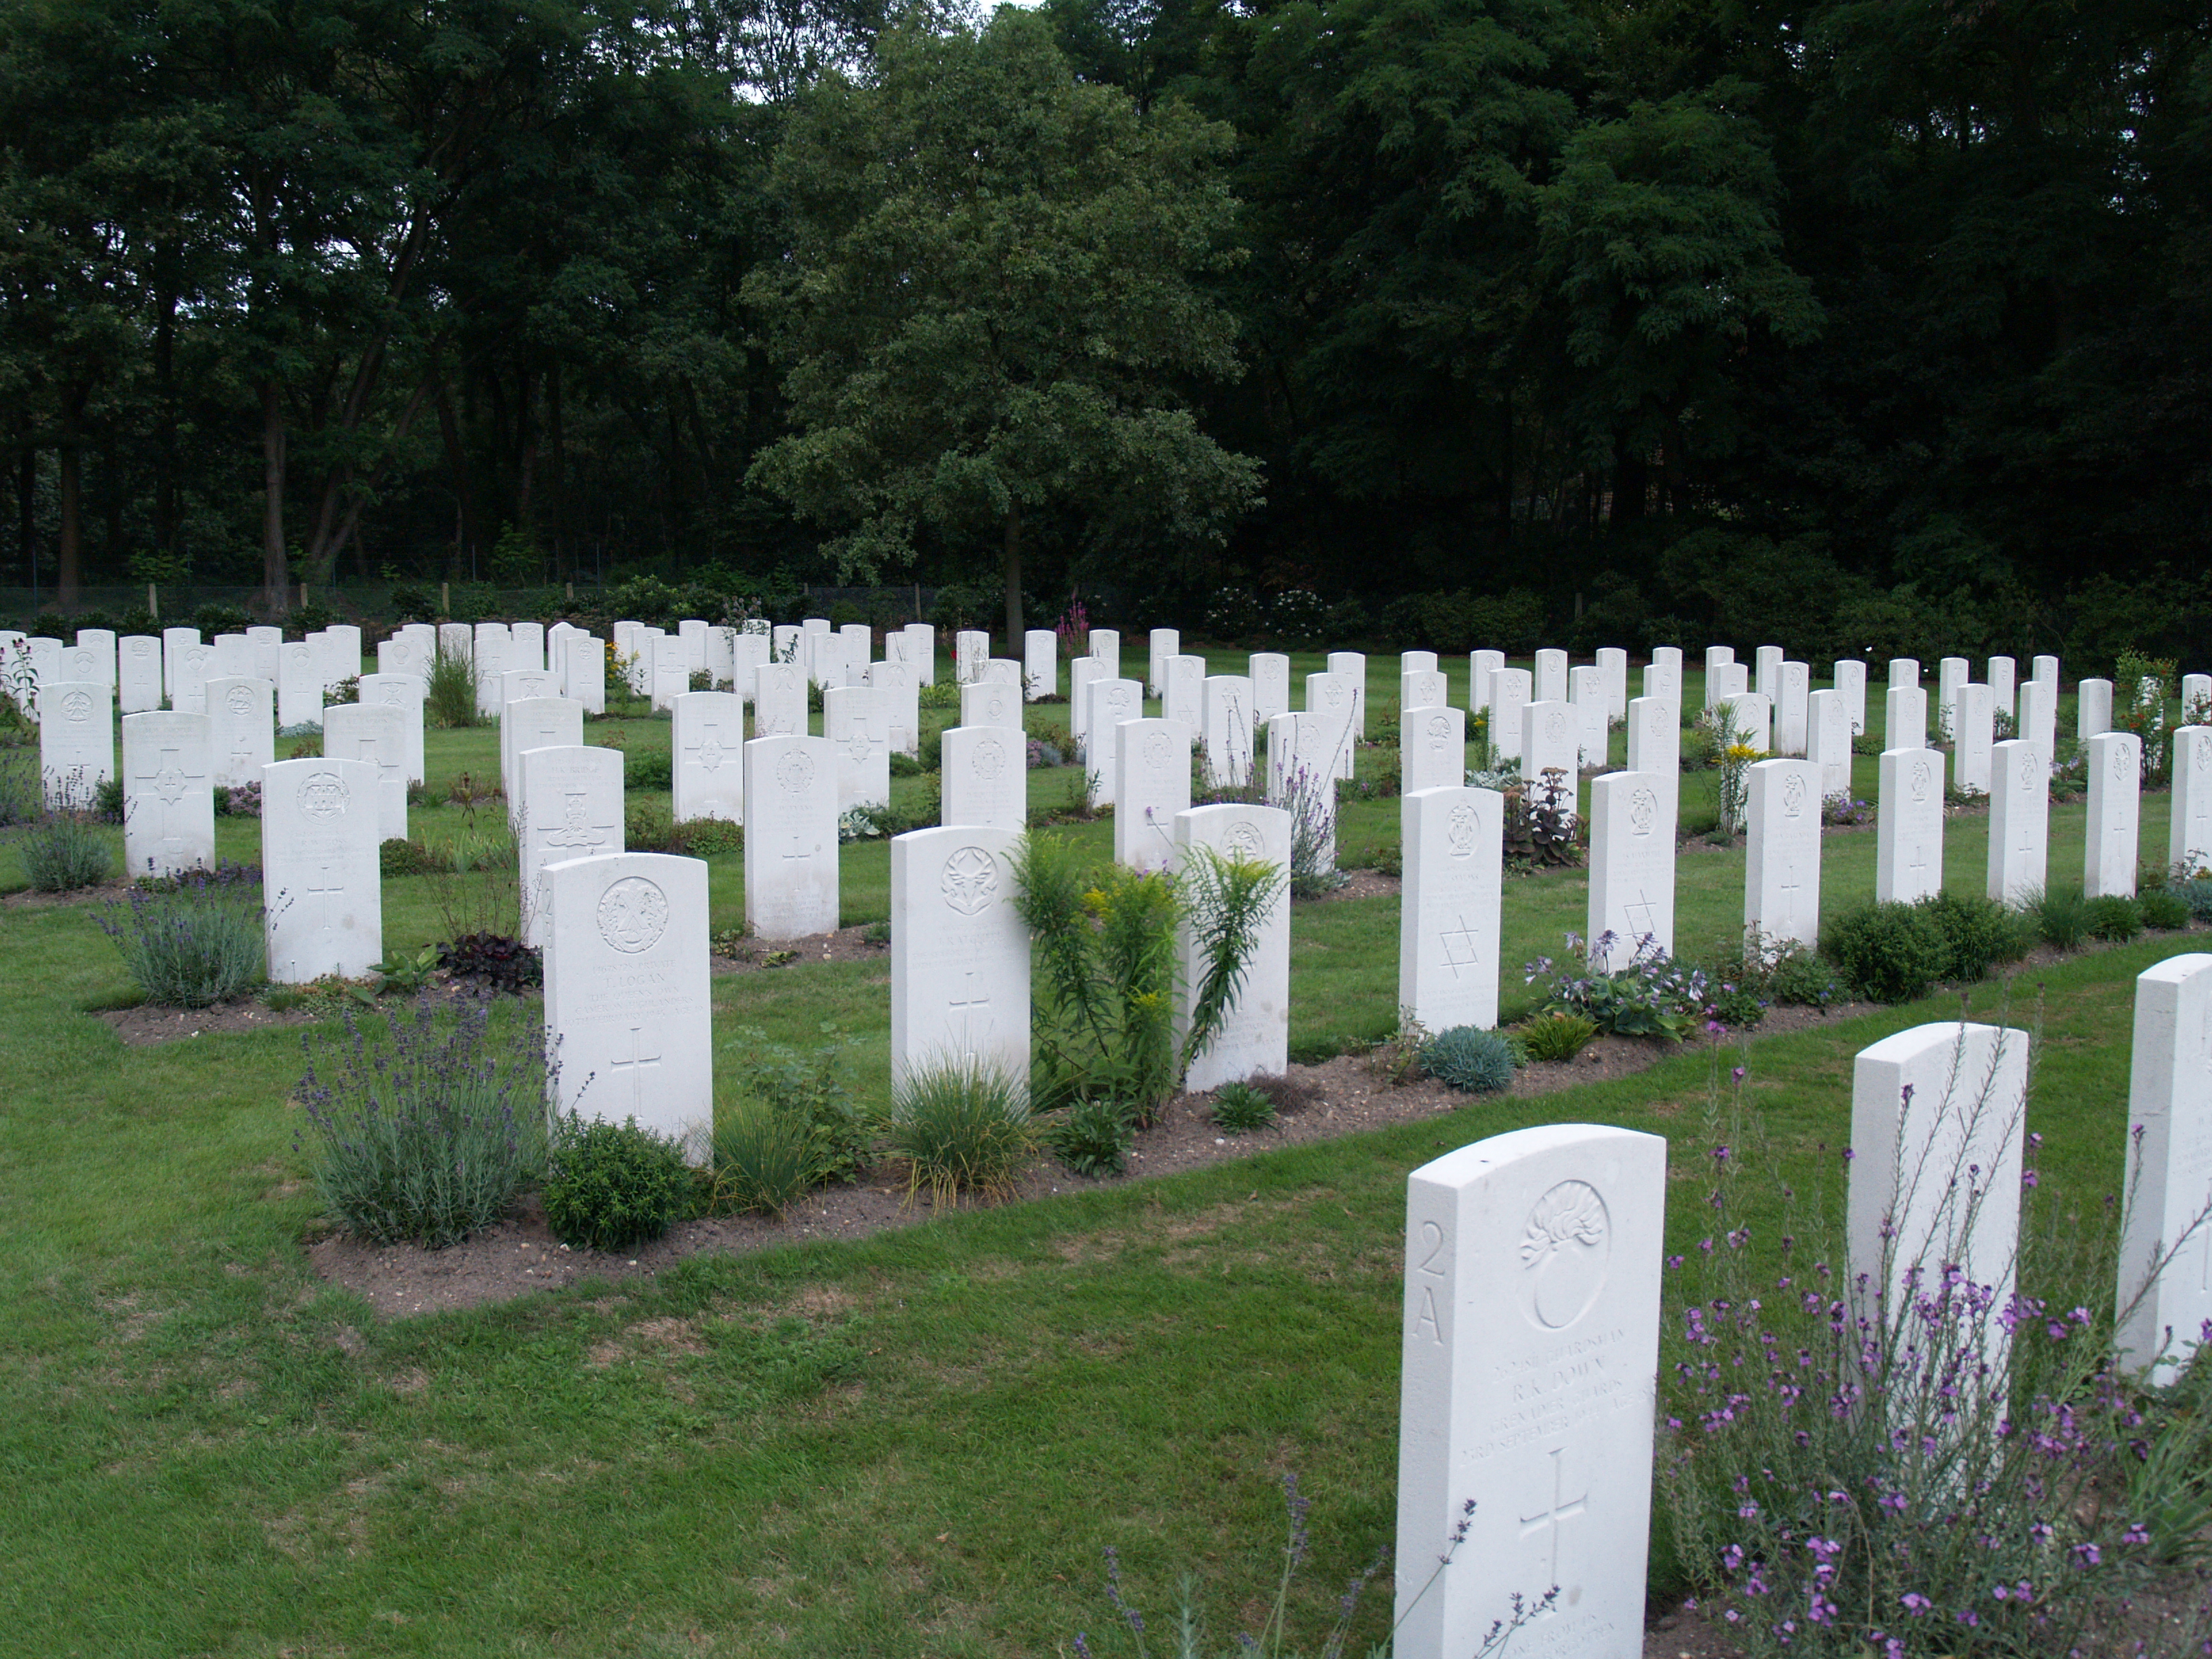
[597,876,669,954]
[1519,1181,1610,1331]
[941,845,998,916]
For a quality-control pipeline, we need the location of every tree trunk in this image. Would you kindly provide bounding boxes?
[56,444,81,611]
[261,381,288,613]
[155,286,176,562]
[436,376,480,577]
[1003,504,1023,643]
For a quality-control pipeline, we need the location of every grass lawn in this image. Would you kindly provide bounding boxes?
[0,651,2179,1655]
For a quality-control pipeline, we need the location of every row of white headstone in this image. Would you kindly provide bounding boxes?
[1393,955,2212,1657]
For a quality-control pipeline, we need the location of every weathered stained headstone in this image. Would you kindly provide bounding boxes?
[941,725,1026,832]
[1401,705,1467,797]
[1588,772,1674,970]
[119,636,162,714]
[1988,737,2048,909]
[823,683,890,813]
[355,674,426,784]
[1394,1124,1666,1659]
[123,712,213,877]
[672,692,745,823]
[542,851,712,1159]
[1744,759,1822,953]
[890,825,1030,1092]
[1849,1023,2026,1372]
[752,661,807,740]
[1202,674,1255,790]
[1399,785,1504,1031]
[743,734,839,939]
[1174,803,1292,1090]
[2079,677,2114,740]
[519,745,623,946]
[1807,688,1852,800]
[1534,647,1568,705]
[2172,727,2212,874]
[1876,747,1946,903]
[1250,652,1291,723]
[1954,682,1994,794]
[2117,954,2212,1384]
[1113,719,1192,874]
[1835,658,1868,735]
[2087,731,2142,898]
[262,757,382,982]
[39,681,112,808]
[321,702,409,842]
[1023,630,1057,701]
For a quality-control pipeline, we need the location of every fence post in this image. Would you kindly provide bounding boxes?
[147,582,158,620]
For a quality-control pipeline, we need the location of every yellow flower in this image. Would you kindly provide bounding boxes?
[1724,743,1760,762]
[1080,887,1109,918]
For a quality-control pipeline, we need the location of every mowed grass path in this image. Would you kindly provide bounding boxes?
[0,656,2167,1655]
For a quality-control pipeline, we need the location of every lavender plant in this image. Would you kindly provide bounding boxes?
[18,812,114,891]
[1525,931,1708,1040]
[1269,759,1344,897]
[296,997,549,1247]
[94,861,266,1006]
[1659,1053,2212,1658]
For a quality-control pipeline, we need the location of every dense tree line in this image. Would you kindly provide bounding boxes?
[2,0,2205,664]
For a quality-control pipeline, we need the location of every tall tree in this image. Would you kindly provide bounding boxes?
[745,9,1261,639]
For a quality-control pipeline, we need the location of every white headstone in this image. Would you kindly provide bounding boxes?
[438,622,472,665]
[823,684,890,813]
[645,635,685,712]
[1835,658,1867,735]
[960,678,1022,733]
[1936,656,1968,741]
[2086,731,2142,898]
[119,636,161,714]
[321,702,409,842]
[770,623,800,668]
[251,625,286,687]
[501,696,584,815]
[1884,684,1926,752]
[752,661,808,741]
[1702,644,1735,709]
[1401,705,1467,797]
[261,757,382,982]
[1067,657,1101,753]
[2078,677,2114,741]
[1023,630,1057,701]
[355,674,426,784]
[1776,661,1809,754]
[1085,678,1143,808]
[1201,675,1254,790]
[2172,728,2212,875]
[2117,954,2212,1384]
[473,625,511,717]
[671,693,746,823]
[211,635,252,681]
[39,681,112,808]
[2032,653,2060,688]
[510,620,546,674]
[1807,688,1851,800]
[1399,786,1504,1031]
[1987,738,2047,909]
[955,630,989,684]
[1875,747,1946,904]
[1164,654,1206,731]
[1304,670,1358,781]
[1724,691,1770,752]
[1147,628,1179,696]
[940,725,1026,832]
[743,735,839,939]
[279,640,323,731]
[1988,655,2016,718]
[1250,652,1291,723]
[1849,1023,2026,1372]
[172,640,214,715]
[76,628,117,689]
[1327,651,1368,769]
[1588,772,1674,970]
[1755,644,1783,701]
[1469,649,1504,713]
[25,636,59,695]
[161,627,200,701]
[704,625,735,690]
[122,712,213,878]
[1394,1124,1664,1659]
[1889,657,1920,690]
[1533,647,1568,705]
[1486,669,1531,771]
[676,618,708,674]
[1402,669,1448,716]
[1521,701,1580,826]
[204,676,273,794]
[1113,719,1192,874]
[1401,650,1438,676]
[377,634,419,680]
[2018,678,2056,772]
[900,623,935,684]
[1174,803,1292,1090]
[541,851,711,1158]
[1265,712,1334,873]
[1744,759,1822,953]
[1954,682,1994,794]
[1569,665,1607,769]
[730,631,771,704]
[1644,647,1681,708]
[564,633,607,716]
[499,667,561,712]
[519,745,623,946]
[890,825,1030,1093]
[1624,695,1679,834]
[1595,647,1628,720]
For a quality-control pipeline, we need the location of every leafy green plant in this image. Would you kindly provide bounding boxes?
[1419,1025,1518,1092]
[1046,1094,1133,1176]
[708,1097,825,1216]
[380,837,450,877]
[2141,886,2193,930]
[2034,885,2092,949]
[18,814,114,891]
[2085,893,2144,942]
[885,1057,1034,1206]
[626,800,675,851]
[1208,1080,1277,1132]
[1527,934,1707,1039]
[371,944,442,995]
[1917,889,2031,982]
[94,863,266,1006]
[541,1113,694,1250]
[624,747,674,790]
[2172,869,2212,922]
[670,817,743,857]
[1518,1010,1596,1061]
[424,642,482,729]
[296,998,548,1247]
[1823,899,1949,1004]
[719,1025,868,1185]
[1765,945,1845,1008]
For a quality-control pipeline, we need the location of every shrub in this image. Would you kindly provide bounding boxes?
[626,800,674,851]
[1208,1080,1277,1132]
[708,1097,824,1216]
[623,747,673,791]
[436,932,541,994]
[380,837,450,877]
[1420,1025,1518,1092]
[1528,933,1707,1039]
[1519,1010,1596,1061]
[424,644,480,729]
[720,1025,868,1184]
[2023,885,2086,949]
[91,773,123,823]
[217,780,262,819]
[886,1057,1034,1204]
[2142,886,2194,930]
[1823,900,1949,1003]
[541,1113,694,1250]
[296,998,548,1247]
[1046,1094,1133,1177]
[20,815,114,891]
[1765,946,1845,1008]
[2175,872,2212,922]
[670,817,743,858]
[1702,979,1767,1029]
[2085,893,2144,942]
[94,863,266,1006]
[1918,889,2030,983]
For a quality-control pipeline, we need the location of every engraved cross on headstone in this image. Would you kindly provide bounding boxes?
[685,714,732,773]
[306,865,344,933]
[947,969,992,1065]
[607,1025,663,1115]
[1519,1446,1589,1596]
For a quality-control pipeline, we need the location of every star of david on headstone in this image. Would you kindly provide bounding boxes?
[1622,892,1660,946]
[1438,915,1481,981]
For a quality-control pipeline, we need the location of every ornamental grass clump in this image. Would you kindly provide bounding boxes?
[1419,1025,1518,1092]
[94,861,266,1006]
[1660,1053,2212,1658]
[885,1056,1033,1206]
[297,997,548,1247]
[708,1095,824,1217]
[424,642,481,729]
